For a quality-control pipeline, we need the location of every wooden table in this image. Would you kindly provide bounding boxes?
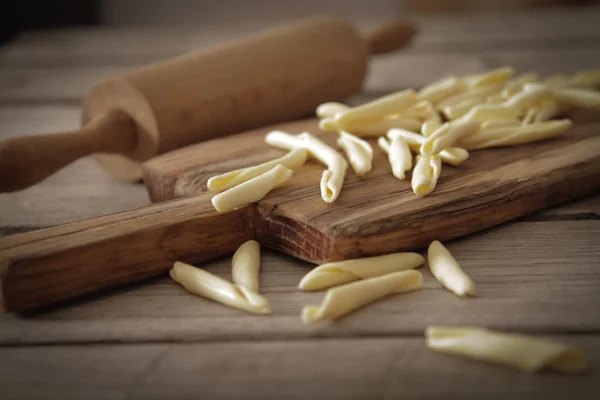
[1,7,600,399]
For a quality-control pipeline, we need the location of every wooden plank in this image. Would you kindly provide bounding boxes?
[1,336,599,400]
[0,106,149,228]
[528,195,600,221]
[1,221,598,344]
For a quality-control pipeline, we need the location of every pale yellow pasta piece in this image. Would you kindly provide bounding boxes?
[421,121,443,137]
[336,117,423,137]
[426,326,587,374]
[378,136,412,180]
[437,82,503,109]
[319,117,339,132]
[534,102,565,122]
[412,155,442,196]
[207,149,307,192]
[503,83,553,111]
[421,120,480,156]
[316,102,350,118]
[425,108,443,124]
[571,69,600,88]
[299,252,425,291]
[387,129,469,167]
[336,131,373,176]
[442,98,484,120]
[485,93,506,104]
[170,261,271,314]
[481,118,521,130]
[522,108,538,125]
[459,104,521,124]
[301,270,423,324]
[501,72,541,97]
[428,240,476,296]
[334,89,417,127]
[552,86,600,109]
[465,119,573,150]
[232,240,261,293]
[418,75,468,105]
[403,100,435,119]
[211,165,292,212]
[265,131,348,203]
[462,67,515,88]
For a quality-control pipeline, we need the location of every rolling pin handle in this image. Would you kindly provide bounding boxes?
[0,109,136,192]
[365,20,418,55]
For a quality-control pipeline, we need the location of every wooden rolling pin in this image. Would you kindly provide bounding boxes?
[0,16,416,192]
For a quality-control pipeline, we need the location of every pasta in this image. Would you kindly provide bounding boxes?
[552,86,600,109]
[336,131,373,176]
[421,120,480,156]
[319,116,422,137]
[481,118,521,130]
[299,252,425,291]
[334,89,417,127]
[501,72,541,97]
[301,270,423,324]
[462,67,515,88]
[421,121,443,137]
[428,240,476,296]
[316,102,350,118]
[211,164,292,212]
[231,240,261,293]
[503,83,553,111]
[387,129,469,167]
[170,261,271,314]
[411,155,442,196]
[378,136,412,180]
[442,97,484,120]
[426,326,587,374]
[571,69,600,88]
[265,131,348,203]
[437,82,503,109]
[403,100,436,119]
[418,75,467,105]
[459,104,521,124]
[207,149,307,192]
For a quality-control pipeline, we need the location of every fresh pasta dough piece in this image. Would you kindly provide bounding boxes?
[387,129,469,167]
[207,149,307,192]
[336,131,373,176]
[265,131,348,203]
[442,98,484,120]
[337,117,422,137]
[170,261,271,314]
[316,102,350,118]
[425,108,443,124]
[462,67,515,88]
[211,165,292,212]
[552,86,600,109]
[301,270,423,323]
[534,102,565,122]
[334,89,417,127]
[426,326,587,374]
[319,117,339,132]
[299,252,425,291]
[421,121,443,137]
[572,69,600,88]
[437,82,503,109]
[403,100,435,119]
[481,118,521,130]
[459,104,521,124]
[464,119,573,150]
[428,240,476,296]
[231,240,261,293]
[412,155,442,196]
[378,136,412,180]
[502,72,541,97]
[421,120,480,156]
[418,75,467,105]
[503,83,553,111]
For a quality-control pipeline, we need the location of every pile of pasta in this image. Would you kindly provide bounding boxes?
[207,67,600,211]
[171,238,587,374]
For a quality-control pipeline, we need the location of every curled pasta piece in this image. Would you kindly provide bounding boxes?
[462,66,515,88]
[459,104,521,124]
[572,69,600,88]
[265,131,348,203]
[502,72,541,98]
[232,240,261,293]
[403,100,436,119]
[428,240,476,296]
[207,149,307,192]
[552,86,600,110]
[412,155,442,196]
[437,82,503,109]
[426,326,587,374]
[316,102,350,118]
[442,97,484,120]
[378,136,412,180]
[421,121,443,137]
[211,165,293,212]
[421,120,480,156]
[334,89,417,127]
[170,261,271,314]
[336,117,422,137]
[299,252,425,291]
[301,270,423,324]
[418,75,467,105]
[503,83,553,111]
[534,102,565,122]
[464,119,573,150]
[481,118,521,130]
[387,129,469,167]
[336,131,373,176]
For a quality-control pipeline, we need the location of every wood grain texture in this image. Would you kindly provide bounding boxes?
[1,221,599,344]
[1,335,599,400]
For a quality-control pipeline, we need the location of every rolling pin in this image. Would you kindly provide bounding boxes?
[0,16,416,192]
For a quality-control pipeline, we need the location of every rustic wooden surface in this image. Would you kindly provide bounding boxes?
[0,6,600,399]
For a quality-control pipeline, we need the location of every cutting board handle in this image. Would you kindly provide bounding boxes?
[0,194,255,312]
[0,109,136,192]
[365,20,418,55]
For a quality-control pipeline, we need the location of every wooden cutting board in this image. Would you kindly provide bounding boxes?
[143,116,600,263]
